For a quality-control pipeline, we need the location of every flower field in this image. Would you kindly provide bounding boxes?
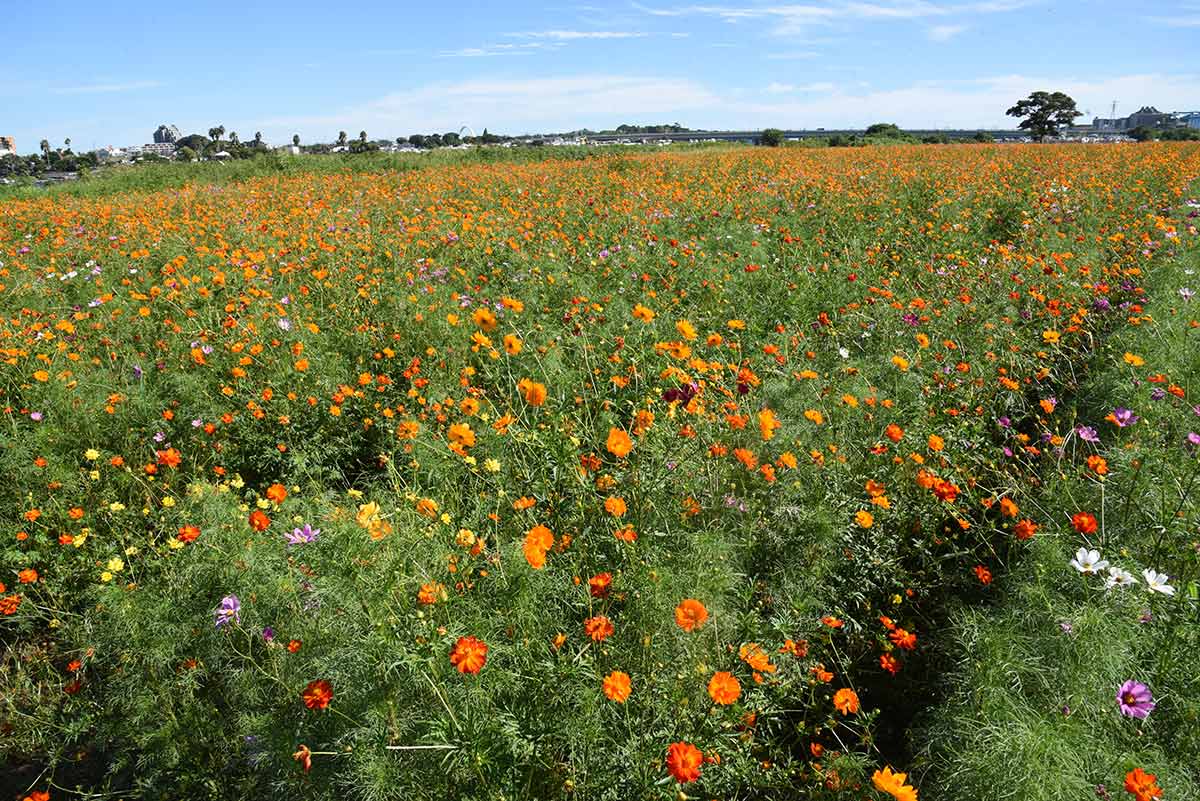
[2,143,1199,800]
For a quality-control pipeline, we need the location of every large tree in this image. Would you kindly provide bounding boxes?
[1006,91,1081,141]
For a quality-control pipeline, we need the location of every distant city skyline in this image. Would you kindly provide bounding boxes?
[3,0,1198,152]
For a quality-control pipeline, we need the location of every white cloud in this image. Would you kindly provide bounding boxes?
[52,81,162,94]
[765,81,837,93]
[729,72,1200,129]
[928,23,967,39]
[249,71,1198,142]
[504,30,649,39]
[633,0,1034,35]
[261,75,720,137]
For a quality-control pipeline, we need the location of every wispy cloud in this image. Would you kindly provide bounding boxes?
[765,81,837,93]
[504,30,649,39]
[262,75,719,136]
[928,23,967,39]
[438,43,554,58]
[633,0,1035,35]
[52,80,162,94]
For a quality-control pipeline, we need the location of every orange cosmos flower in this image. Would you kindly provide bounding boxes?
[884,424,904,443]
[666,742,703,783]
[1013,519,1038,541]
[265,483,288,504]
[632,304,655,322]
[293,743,312,773]
[177,525,200,543]
[832,687,860,715]
[415,498,439,518]
[301,679,333,710]
[588,572,612,598]
[248,510,271,532]
[518,378,547,406]
[606,427,633,458]
[855,510,874,528]
[707,671,741,705]
[602,670,631,703]
[1124,767,1163,801]
[927,434,945,451]
[739,642,777,674]
[1072,512,1098,535]
[674,599,709,632]
[522,524,554,569]
[449,635,488,674]
[583,615,614,642]
[973,564,992,585]
[758,408,781,440]
[18,569,38,584]
[604,496,627,517]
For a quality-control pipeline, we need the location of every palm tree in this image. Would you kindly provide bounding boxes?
[216,125,225,144]
[39,139,50,166]
[359,130,367,144]
[254,131,263,145]
[292,134,300,147]
[337,131,347,147]
[64,137,71,152]
[208,126,220,143]
[229,131,239,146]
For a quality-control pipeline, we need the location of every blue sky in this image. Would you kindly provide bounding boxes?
[2,0,1198,151]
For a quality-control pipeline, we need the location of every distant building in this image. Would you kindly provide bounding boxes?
[140,142,177,157]
[1177,112,1200,129]
[0,136,15,156]
[1126,106,1172,130]
[1092,106,1188,132]
[153,124,181,144]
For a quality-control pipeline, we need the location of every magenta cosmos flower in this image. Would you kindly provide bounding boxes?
[1117,680,1155,719]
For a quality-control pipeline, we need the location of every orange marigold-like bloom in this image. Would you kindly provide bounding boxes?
[604,496,627,517]
[583,615,614,642]
[177,525,200,543]
[265,483,288,504]
[927,434,945,452]
[602,670,631,703]
[1124,767,1163,801]
[889,628,917,650]
[18,569,38,584]
[739,642,777,674]
[301,679,333,710]
[293,743,312,773]
[450,635,488,674]
[1087,454,1109,475]
[1013,519,1038,541]
[248,509,271,532]
[606,427,633,458]
[832,687,860,715]
[518,378,547,406]
[674,599,709,632]
[873,766,918,801]
[666,741,703,783]
[522,524,554,569]
[880,653,901,675]
[707,671,741,705]
[758,408,781,440]
[417,581,445,605]
[973,564,992,585]
[884,423,904,443]
[588,572,612,598]
[0,595,21,615]
[1072,512,1098,535]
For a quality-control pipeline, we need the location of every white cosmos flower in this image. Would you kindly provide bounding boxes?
[1070,547,1108,575]
[1142,569,1175,596]
[1104,566,1138,590]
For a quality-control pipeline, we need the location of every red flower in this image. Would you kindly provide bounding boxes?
[666,741,703,783]
[1072,512,1098,535]
[1124,767,1163,801]
[302,679,333,710]
[450,635,488,674]
[177,525,200,543]
[248,509,271,532]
